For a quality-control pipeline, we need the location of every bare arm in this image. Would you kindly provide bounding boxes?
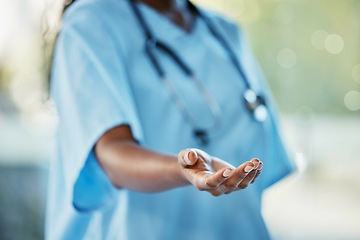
[94,125,188,192]
[95,125,263,195]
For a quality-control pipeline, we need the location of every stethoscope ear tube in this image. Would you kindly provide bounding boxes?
[129,0,268,146]
[145,38,165,77]
[155,42,193,76]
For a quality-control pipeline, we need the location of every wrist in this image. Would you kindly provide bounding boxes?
[174,155,190,186]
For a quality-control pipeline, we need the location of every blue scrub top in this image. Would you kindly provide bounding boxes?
[46,0,295,239]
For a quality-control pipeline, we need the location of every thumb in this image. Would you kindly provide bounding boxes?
[178,149,199,167]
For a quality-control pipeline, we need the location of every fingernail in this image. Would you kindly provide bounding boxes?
[184,151,191,165]
[252,158,260,168]
[258,162,263,171]
[190,150,198,159]
[223,169,232,177]
[185,150,197,165]
[244,165,254,173]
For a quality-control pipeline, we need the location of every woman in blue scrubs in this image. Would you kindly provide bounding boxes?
[46,0,294,239]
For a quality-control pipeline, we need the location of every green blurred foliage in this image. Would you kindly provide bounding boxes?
[196,0,360,114]
[1,0,360,117]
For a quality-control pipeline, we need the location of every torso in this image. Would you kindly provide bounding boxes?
[46,0,293,239]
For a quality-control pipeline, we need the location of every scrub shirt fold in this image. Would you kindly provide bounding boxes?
[234,27,297,188]
[203,13,296,188]
[47,0,296,239]
[51,6,143,212]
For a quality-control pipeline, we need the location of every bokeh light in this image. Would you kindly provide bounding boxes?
[294,152,307,174]
[224,0,245,19]
[344,90,360,111]
[311,30,328,50]
[324,34,344,54]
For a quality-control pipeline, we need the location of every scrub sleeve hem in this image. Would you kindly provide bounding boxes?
[72,118,143,212]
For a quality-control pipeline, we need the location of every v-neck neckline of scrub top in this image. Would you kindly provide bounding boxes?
[136,1,201,43]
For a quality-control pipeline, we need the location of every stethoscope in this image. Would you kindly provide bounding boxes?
[129,0,268,146]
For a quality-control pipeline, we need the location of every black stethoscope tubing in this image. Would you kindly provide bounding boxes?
[130,0,250,87]
[129,0,267,145]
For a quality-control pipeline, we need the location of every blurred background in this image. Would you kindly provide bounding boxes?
[0,0,359,239]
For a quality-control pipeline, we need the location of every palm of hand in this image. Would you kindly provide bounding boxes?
[178,149,262,196]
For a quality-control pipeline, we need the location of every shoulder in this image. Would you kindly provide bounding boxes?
[63,0,131,19]
[61,0,133,36]
[198,6,245,40]
[57,0,137,59]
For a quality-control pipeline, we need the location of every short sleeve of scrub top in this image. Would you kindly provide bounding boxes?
[50,4,143,211]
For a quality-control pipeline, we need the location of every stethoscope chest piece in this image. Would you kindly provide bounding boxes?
[243,89,267,122]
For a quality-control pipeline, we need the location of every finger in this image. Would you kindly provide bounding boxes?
[250,170,261,184]
[178,149,198,167]
[222,161,255,188]
[250,162,263,184]
[237,168,257,189]
[237,159,262,188]
[243,158,261,185]
[203,167,233,189]
[250,158,261,170]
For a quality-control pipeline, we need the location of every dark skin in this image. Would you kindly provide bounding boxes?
[140,0,196,32]
[94,0,263,196]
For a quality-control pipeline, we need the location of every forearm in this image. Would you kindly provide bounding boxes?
[95,140,190,192]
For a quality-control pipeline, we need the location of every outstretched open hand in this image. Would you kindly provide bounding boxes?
[178,149,262,196]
